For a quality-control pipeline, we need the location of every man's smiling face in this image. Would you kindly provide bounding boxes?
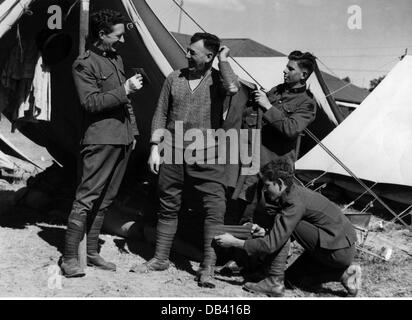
[185,39,214,72]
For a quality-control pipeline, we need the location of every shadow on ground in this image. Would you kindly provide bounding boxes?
[0,186,69,229]
[37,225,66,254]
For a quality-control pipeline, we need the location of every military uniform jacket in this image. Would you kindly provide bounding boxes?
[244,184,357,256]
[72,46,139,145]
[257,83,316,167]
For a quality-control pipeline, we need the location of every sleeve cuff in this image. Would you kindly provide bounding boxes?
[243,239,256,256]
[118,86,130,104]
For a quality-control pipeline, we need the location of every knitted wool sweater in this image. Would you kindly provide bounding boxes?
[151,61,239,149]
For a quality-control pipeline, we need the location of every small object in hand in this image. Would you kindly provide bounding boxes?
[132,67,150,85]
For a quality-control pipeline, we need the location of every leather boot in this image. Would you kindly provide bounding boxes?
[129,257,170,273]
[243,275,285,297]
[196,265,216,288]
[87,210,116,271]
[61,211,86,278]
[340,264,362,297]
[244,239,289,292]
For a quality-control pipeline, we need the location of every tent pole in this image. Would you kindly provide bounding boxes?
[78,0,90,270]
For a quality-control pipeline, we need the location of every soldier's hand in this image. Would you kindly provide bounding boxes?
[124,74,143,95]
[218,45,231,62]
[253,90,272,111]
[214,233,237,248]
[148,144,160,174]
[251,224,266,237]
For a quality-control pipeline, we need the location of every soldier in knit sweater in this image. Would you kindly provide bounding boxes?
[129,33,240,288]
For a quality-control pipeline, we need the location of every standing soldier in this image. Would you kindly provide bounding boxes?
[61,9,143,277]
[130,32,240,288]
[253,50,317,168]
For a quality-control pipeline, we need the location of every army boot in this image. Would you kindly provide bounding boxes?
[87,210,116,271]
[243,275,285,297]
[61,211,86,278]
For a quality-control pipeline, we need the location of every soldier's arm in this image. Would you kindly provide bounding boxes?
[150,75,173,144]
[218,61,240,96]
[72,61,130,113]
[262,100,316,139]
[243,202,305,256]
[217,45,240,95]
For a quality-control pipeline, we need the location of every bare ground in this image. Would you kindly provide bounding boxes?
[0,181,411,298]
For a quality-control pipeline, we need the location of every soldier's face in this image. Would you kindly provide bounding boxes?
[283,60,307,86]
[262,179,283,202]
[185,40,214,72]
[100,23,125,52]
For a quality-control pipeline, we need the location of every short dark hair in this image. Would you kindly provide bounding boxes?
[260,159,294,190]
[190,32,221,56]
[288,50,316,77]
[90,9,125,40]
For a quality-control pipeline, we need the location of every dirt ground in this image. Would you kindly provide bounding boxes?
[0,180,411,298]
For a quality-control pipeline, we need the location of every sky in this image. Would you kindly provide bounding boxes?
[146,0,412,88]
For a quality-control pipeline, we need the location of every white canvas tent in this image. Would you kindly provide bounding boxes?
[0,0,33,38]
[0,148,14,170]
[296,56,412,208]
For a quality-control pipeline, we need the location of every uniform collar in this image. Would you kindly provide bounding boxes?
[89,45,118,59]
[285,85,306,94]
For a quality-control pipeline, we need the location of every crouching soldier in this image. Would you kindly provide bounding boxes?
[61,9,143,277]
[215,160,362,297]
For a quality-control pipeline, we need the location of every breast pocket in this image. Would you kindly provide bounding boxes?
[281,103,296,115]
[97,71,115,92]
